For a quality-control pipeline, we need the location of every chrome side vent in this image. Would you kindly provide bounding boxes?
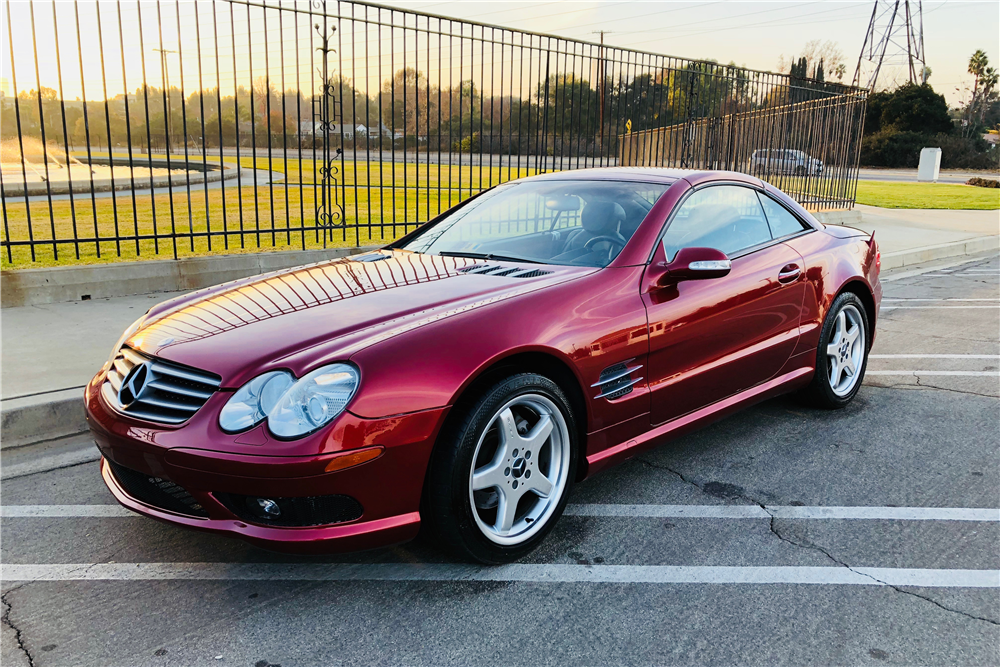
[101,346,221,425]
[593,359,643,400]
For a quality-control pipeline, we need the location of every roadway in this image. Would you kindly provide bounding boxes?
[2,252,998,666]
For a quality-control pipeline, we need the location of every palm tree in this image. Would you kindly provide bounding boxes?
[965,50,990,137]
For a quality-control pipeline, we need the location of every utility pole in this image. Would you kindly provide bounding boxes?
[592,31,611,150]
[852,0,925,90]
[153,48,177,152]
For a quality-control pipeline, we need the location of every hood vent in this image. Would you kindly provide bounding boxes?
[351,253,391,262]
[458,264,552,278]
[593,359,644,400]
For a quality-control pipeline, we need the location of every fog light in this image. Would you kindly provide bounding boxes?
[246,497,281,520]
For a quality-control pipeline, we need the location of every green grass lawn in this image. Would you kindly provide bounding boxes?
[8,161,996,269]
[855,180,1000,210]
[2,155,535,269]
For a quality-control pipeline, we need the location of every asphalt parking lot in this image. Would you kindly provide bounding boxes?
[2,252,998,667]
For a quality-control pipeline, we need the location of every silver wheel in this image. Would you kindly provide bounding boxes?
[826,304,866,397]
[468,393,571,546]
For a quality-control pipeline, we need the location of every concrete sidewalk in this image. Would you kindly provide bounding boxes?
[2,204,997,449]
[858,168,999,184]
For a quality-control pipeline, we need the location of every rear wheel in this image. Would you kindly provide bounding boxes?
[424,373,577,564]
[799,292,869,408]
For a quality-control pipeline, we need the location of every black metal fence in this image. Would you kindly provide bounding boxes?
[0,0,867,267]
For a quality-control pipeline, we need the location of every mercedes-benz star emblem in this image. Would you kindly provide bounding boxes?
[118,362,152,408]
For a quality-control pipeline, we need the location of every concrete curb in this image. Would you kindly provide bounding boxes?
[880,235,1000,271]
[1,388,88,450]
[3,157,238,197]
[1,245,379,307]
[812,209,863,226]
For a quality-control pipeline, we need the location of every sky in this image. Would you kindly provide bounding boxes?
[394,0,1000,105]
[1,0,997,107]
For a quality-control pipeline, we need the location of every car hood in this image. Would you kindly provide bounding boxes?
[128,250,591,386]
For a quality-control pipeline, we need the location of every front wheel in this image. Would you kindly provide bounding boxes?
[799,292,870,408]
[423,373,577,564]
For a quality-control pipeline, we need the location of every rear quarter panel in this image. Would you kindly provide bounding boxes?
[782,228,879,356]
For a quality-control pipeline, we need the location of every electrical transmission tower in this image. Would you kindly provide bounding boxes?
[852,0,926,90]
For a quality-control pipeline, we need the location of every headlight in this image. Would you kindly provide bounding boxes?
[218,363,359,439]
[104,316,145,371]
[267,364,360,439]
[218,371,294,433]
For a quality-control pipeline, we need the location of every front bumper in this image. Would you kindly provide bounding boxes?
[86,374,448,554]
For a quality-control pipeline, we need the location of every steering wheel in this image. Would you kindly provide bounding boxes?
[583,235,626,252]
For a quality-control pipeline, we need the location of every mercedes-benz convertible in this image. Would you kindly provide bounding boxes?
[87,168,881,563]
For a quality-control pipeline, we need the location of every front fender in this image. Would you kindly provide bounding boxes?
[346,266,651,436]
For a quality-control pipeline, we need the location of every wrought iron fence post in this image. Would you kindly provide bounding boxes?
[313,5,344,243]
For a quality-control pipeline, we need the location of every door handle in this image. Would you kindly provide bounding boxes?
[778,264,801,283]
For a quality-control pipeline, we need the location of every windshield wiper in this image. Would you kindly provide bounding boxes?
[437,250,543,264]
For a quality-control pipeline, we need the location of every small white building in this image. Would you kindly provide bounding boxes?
[298,121,354,140]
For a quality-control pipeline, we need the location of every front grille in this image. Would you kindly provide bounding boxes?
[106,459,208,517]
[593,359,644,400]
[215,493,363,527]
[101,345,220,425]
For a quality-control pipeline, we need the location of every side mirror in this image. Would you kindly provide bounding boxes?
[662,246,731,283]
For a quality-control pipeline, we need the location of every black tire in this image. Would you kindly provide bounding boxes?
[423,373,578,564]
[799,292,870,409]
[795,164,806,176]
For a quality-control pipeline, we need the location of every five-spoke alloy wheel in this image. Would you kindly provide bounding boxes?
[424,373,578,563]
[800,291,871,408]
[826,304,866,397]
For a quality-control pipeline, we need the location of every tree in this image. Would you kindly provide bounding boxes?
[962,50,998,136]
[877,83,952,134]
[779,41,847,82]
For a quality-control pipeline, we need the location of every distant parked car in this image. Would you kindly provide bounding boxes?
[750,149,824,176]
[88,168,880,563]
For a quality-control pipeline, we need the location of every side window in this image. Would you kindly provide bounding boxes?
[661,185,772,261]
[757,193,809,239]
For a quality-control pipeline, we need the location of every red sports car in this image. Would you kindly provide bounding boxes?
[87,168,881,563]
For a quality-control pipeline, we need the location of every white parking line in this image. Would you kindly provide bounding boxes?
[881,305,999,309]
[869,354,1000,359]
[564,505,1000,521]
[1,562,996,587]
[880,298,1000,302]
[1,505,132,518]
[5,504,997,522]
[866,370,999,376]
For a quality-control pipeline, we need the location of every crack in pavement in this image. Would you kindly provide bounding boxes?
[867,378,999,399]
[634,457,1000,627]
[913,375,1000,399]
[1,455,100,481]
[2,585,35,667]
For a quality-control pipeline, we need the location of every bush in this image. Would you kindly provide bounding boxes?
[967,177,1000,188]
[860,129,927,167]
[934,133,999,170]
[861,130,999,169]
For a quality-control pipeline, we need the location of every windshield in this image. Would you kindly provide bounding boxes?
[399,179,670,267]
